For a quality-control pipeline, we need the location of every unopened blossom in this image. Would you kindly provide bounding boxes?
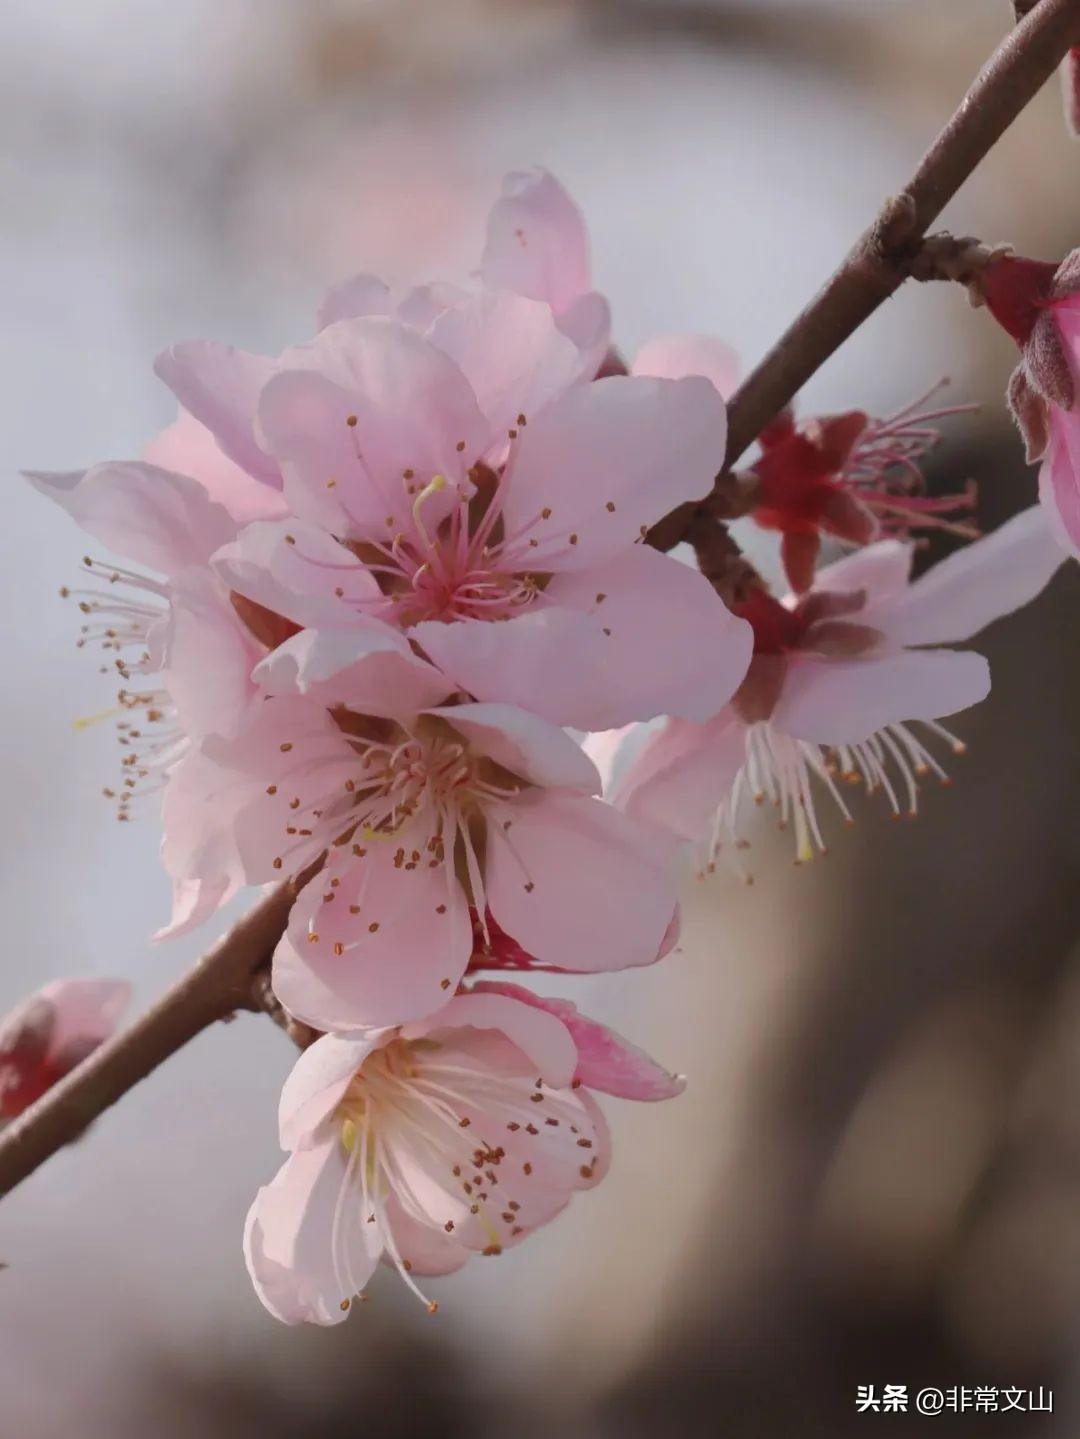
[981,250,1080,557]
[245,984,684,1324]
[163,633,681,1027]
[320,166,612,379]
[208,304,750,730]
[158,167,609,503]
[606,505,1064,867]
[0,979,130,1120]
[748,390,978,592]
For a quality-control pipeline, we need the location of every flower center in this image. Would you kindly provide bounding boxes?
[344,462,551,625]
[268,713,531,950]
[329,1037,597,1312]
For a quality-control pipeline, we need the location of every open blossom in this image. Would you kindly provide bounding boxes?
[0,980,130,1120]
[748,389,978,593]
[981,250,1080,558]
[155,165,749,732]
[163,633,681,1026]
[605,506,1064,867]
[26,422,284,823]
[245,984,684,1324]
[202,303,750,732]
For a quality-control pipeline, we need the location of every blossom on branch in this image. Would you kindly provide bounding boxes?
[981,250,1080,557]
[163,636,681,1028]
[245,983,683,1324]
[209,305,749,731]
[604,506,1064,868]
[0,980,130,1121]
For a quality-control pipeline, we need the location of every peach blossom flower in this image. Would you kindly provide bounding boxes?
[245,983,683,1324]
[606,506,1064,866]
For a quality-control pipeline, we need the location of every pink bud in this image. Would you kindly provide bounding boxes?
[0,980,130,1120]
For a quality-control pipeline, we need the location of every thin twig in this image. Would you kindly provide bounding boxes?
[1,0,1078,1203]
[647,0,1080,553]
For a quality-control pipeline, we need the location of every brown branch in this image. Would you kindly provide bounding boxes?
[647,0,1080,553]
[1,0,1078,1204]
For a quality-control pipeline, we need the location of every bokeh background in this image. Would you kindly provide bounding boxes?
[1,2,1079,1434]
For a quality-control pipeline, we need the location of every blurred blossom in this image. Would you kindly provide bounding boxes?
[0,979,130,1120]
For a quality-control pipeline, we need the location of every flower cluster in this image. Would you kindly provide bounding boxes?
[28,170,1069,1323]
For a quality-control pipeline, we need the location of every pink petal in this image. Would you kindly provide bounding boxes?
[37,979,132,1059]
[396,282,470,330]
[544,545,753,725]
[316,272,393,330]
[485,792,677,973]
[161,569,262,741]
[244,1142,380,1325]
[255,627,452,715]
[812,538,913,605]
[143,409,288,524]
[406,989,578,1088]
[468,981,685,1100]
[1042,406,1080,557]
[422,702,600,792]
[157,747,251,939]
[156,872,240,942]
[168,697,355,886]
[274,844,474,1031]
[614,713,746,843]
[413,607,609,730]
[869,506,1066,647]
[426,291,583,442]
[481,168,592,314]
[154,341,280,485]
[632,333,740,398]
[1040,435,1080,557]
[579,724,637,794]
[278,1032,384,1150]
[26,462,235,576]
[557,292,612,378]
[257,319,486,537]
[213,519,383,630]
[382,1194,469,1277]
[500,375,726,571]
[773,651,990,745]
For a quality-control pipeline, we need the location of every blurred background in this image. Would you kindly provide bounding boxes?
[1,1,1079,1434]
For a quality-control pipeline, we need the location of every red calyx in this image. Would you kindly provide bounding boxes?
[732,588,805,656]
[980,256,1058,346]
[750,410,875,592]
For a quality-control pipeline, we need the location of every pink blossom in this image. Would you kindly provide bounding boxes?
[26,459,272,834]
[982,251,1080,558]
[162,636,681,1024]
[157,169,608,501]
[0,979,131,1120]
[244,984,683,1324]
[322,167,612,376]
[607,506,1064,866]
[208,306,750,730]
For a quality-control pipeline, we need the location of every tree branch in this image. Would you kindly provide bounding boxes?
[647,0,1080,553]
[1,0,1078,1202]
